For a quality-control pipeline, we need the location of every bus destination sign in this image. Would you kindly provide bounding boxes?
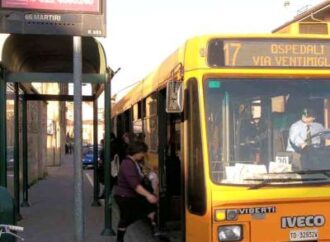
[208,39,330,68]
[2,0,99,13]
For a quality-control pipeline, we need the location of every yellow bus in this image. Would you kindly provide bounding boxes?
[112,33,330,242]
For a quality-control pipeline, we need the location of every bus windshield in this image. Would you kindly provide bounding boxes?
[204,78,330,185]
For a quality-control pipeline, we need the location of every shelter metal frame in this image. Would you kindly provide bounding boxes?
[0,65,115,235]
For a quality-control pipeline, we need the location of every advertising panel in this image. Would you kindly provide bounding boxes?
[0,0,106,36]
[2,0,100,13]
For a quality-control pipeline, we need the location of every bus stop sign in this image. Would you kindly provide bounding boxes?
[0,0,106,37]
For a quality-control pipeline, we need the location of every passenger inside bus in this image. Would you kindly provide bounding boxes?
[236,103,268,163]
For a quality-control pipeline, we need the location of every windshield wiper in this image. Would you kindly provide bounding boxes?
[245,177,328,190]
[280,169,330,178]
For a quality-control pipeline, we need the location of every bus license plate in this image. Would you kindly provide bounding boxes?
[289,229,318,241]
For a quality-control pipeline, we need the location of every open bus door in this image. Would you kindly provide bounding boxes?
[157,82,184,239]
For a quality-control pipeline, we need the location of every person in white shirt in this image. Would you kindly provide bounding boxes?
[287,108,325,152]
[285,107,330,170]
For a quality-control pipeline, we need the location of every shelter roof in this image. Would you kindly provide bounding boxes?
[2,35,107,74]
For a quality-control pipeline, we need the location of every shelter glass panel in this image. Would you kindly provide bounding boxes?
[6,83,15,196]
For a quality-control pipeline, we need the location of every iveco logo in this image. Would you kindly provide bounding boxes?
[281,215,325,228]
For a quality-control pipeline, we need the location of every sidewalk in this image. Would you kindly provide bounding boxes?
[18,154,157,242]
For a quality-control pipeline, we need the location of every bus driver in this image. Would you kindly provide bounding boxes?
[287,108,324,152]
[287,107,330,170]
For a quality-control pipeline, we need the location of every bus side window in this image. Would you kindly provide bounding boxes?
[186,78,206,216]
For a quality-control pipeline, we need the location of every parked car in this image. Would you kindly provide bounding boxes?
[82,147,101,169]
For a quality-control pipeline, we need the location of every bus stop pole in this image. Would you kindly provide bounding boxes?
[14,83,22,220]
[21,96,30,207]
[92,95,100,207]
[73,36,84,242]
[102,69,115,236]
[0,66,6,187]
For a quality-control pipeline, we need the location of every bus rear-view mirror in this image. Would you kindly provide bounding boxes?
[166,80,184,113]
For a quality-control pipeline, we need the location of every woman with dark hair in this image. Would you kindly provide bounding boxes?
[114,141,158,242]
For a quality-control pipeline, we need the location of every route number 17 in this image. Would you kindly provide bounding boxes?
[223,43,241,66]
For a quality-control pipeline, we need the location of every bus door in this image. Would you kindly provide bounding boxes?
[158,89,183,234]
[165,113,182,225]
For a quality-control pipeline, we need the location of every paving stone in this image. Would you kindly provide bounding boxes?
[18,155,162,242]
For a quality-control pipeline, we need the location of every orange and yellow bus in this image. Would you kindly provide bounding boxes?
[112,33,330,242]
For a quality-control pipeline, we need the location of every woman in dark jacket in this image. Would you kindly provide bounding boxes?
[114,141,158,242]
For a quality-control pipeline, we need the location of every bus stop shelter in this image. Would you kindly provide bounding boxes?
[0,34,114,237]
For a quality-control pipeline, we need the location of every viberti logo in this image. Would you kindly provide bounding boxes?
[281,215,325,229]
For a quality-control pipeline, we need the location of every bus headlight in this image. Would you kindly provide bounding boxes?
[218,225,242,241]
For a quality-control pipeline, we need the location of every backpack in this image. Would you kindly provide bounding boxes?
[111,154,120,178]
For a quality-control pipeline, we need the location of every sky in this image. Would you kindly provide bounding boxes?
[0,0,325,100]
[102,0,324,100]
